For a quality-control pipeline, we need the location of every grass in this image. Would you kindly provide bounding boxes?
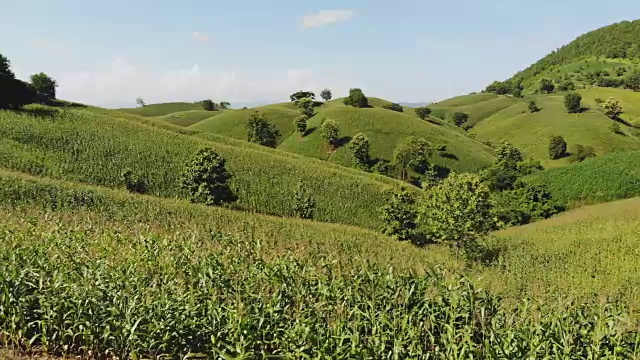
[2,170,640,358]
[0,108,408,231]
[579,87,640,126]
[430,96,524,128]
[118,102,203,117]
[155,109,221,127]
[431,92,500,107]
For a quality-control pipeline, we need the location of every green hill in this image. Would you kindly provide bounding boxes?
[156,109,221,127]
[430,95,524,128]
[118,102,202,117]
[0,107,408,231]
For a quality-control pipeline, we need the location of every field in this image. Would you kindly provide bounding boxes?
[117,102,203,117]
[155,109,221,127]
[430,95,523,128]
[0,108,407,231]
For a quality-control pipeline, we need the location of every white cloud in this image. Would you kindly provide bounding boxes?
[55,58,351,108]
[302,10,353,29]
[192,31,210,43]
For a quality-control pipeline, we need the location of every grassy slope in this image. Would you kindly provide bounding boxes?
[118,102,202,117]
[579,87,640,126]
[471,91,640,166]
[155,109,221,127]
[430,95,524,128]
[0,108,408,231]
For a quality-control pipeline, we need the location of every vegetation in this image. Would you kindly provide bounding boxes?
[201,99,217,111]
[180,148,236,206]
[136,97,145,107]
[320,88,332,101]
[294,115,308,134]
[568,144,596,163]
[603,97,623,119]
[528,100,539,113]
[292,181,316,219]
[382,102,403,112]
[610,121,622,134]
[393,136,433,182]
[29,72,57,103]
[539,78,555,93]
[452,111,469,126]
[347,133,371,169]
[414,106,432,120]
[380,187,418,242]
[246,111,280,147]
[296,97,315,117]
[564,92,582,113]
[0,53,34,110]
[119,102,203,117]
[548,135,568,159]
[320,119,340,150]
[290,90,315,102]
[343,88,369,108]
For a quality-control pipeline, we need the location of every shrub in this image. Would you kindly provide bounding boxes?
[603,97,623,119]
[415,107,432,120]
[201,99,217,111]
[343,88,369,108]
[557,81,575,91]
[383,103,403,112]
[29,72,57,103]
[568,144,596,163]
[482,141,524,191]
[528,101,540,113]
[492,183,565,227]
[394,137,432,179]
[180,148,236,206]
[380,188,418,242]
[292,182,316,219]
[348,133,371,169]
[512,88,522,98]
[595,97,604,104]
[548,135,568,160]
[609,121,622,134]
[564,92,582,113]
[219,101,230,110]
[624,71,640,91]
[452,112,469,126]
[120,168,148,194]
[297,98,315,117]
[246,112,280,147]
[539,78,555,93]
[371,160,396,177]
[419,173,494,252]
[321,119,340,150]
[294,115,308,135]
[320,88,332,102]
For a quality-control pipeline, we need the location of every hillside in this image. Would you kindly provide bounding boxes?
[155,109,221,127]
[0,107,409,231]
[118,102,203,117]
[192,97,495,174]
[430,94,524,128]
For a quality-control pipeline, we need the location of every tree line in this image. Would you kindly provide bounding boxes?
[1,53,58,109]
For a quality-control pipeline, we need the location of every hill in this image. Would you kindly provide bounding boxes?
[0,107,409,231]
[155,109,222,127]
[192,97,496,174]
[429,93,524,128]
[118,102,203,117]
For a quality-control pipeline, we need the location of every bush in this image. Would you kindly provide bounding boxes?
[539,78,555,93]
[512,88,522,98]
[415,107,432,120]
[292,182,316,219]
[603,97,623,119]
[564,92,582,113]
[120,168,148,194]
[348,133,371,169]
[320,88,332,102]
[29,72,57,103]
[595,97,604,104]
[624,71,640,91]
[528,100,540,113]
[294,115,308,135]
[321,119,340,149]
[394,137,432,179]
[201,99,217,111]
[609,121,622,134]
[180,148,236,206]
[343,88,369,108]
[419,173,494,252]
[370,160,396,177]
[380,188,419,242]
[568,144,596,163]
[548,135,568,160]
[492,183,565,227]
[383,103,403,112]
[452,112,469,126]
[557,81,575,91]
[246,112,280,147]
[297,98,315,117]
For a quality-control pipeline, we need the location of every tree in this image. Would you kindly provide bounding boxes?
[320,119,340,150]
[180,148,236,206]
[0,53,34,110]
[568,144,596,163]
[528,100,540,113]
[382,103,403,112]
[292,182,316,219]
[320,88,332,102]
[415,106,432,120]
[418,173,494,252]
[539,78,555,93]
[564,92,582,113]
[348,133,371,169]
[492,183,564,228]
[548,135,568,159]
[297,97,315,117]
[219,101,230,109]
[625,71,640,91]
[136,97,146,107]
[294,115,308,135]
[609,121,622,134]
[246,112,280,147]
[482,141,524,191]
[452,112,469,126]
[512,88,522,98]
[120,168,147,194]
[343,88,369,108]
[603,97,623,119]
[394,136,432,180]
[380,188,418,242]
[201,99,217,111]
[485,80,512,95]
[557,80,575,91]
[29,72,57,103]
[290,90,315,102]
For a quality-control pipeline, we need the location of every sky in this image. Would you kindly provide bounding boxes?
[1,0,639,108]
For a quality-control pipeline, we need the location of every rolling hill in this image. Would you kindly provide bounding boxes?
[155,109,222,127]
[118,102,203,117]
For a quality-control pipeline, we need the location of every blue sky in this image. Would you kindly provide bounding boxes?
[1,0,638,108]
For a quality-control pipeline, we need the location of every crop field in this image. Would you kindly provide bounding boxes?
[156,110,221,127]
[118,102,203,117]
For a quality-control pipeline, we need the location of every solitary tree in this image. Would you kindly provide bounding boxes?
[343,88,369,108]
[246,112,280,147]
[290,90,315,102]
[29,72,57,103]
[320,119,340,150]
[452,112,469,126]
[320,88,332,102]
[539,78,555,93]
[348,133,371,169]
[294,115,308,135]
[380,188,418,242]
[603,97,623,119]
[415,106,432,120]
[548,135,568,160]
[219,101,230,109]
[394,136,432,180]
[564,92,582,113]
[297,97,315,117]
[201,99,216,111]
[528,100,540,113]
[136,97,146,107]
[180,148,236,206]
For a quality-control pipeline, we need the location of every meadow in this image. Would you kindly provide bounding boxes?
[117,102,203,117]
[155,109,221,127]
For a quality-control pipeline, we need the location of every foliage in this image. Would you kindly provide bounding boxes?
[595,97,604,104]
[294,115,308,134]
[370,160,396,177]
[564,92,582,113]
[485,80,513,95]
[0,53,34,110]
[382,102,403,112]
[394,136,433,180]
[512,88,522,98]
[290,90,315,102]
[120,168,148,194]
[219,101,230,110]
[482,141,524,191]
[296,97,315,117]
[528,100,540,113]
[292,182,316,219]
[539,78,555,93]
[492,183,565,227]
[201,99,217,111]
[180,148,236,206]
[348,133,371,169]
[320,88,332,102]
[557,80,575,91]
[603,97,624,119]
[320,119,340,150]
[625,71,640,91]
[568,144,596,163]
[548,135,568,160]
[452,112,469,126]
[246,111,280,147]
[419,173,494,251]
[136,97,146,107]
[380,187,418,242]
[343,88,369,108]
[29,72,57,103]
[414,106,432,120]
[609,121,622,134]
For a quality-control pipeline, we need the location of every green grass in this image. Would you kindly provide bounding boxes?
[118,102,202,117]
[430,96,524,128]
[526,150,640,205]
[155,109,221,127]
[431,92,500,107]
[0,108,407,231]
[2,170,640,358]
[579,87,640,125]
